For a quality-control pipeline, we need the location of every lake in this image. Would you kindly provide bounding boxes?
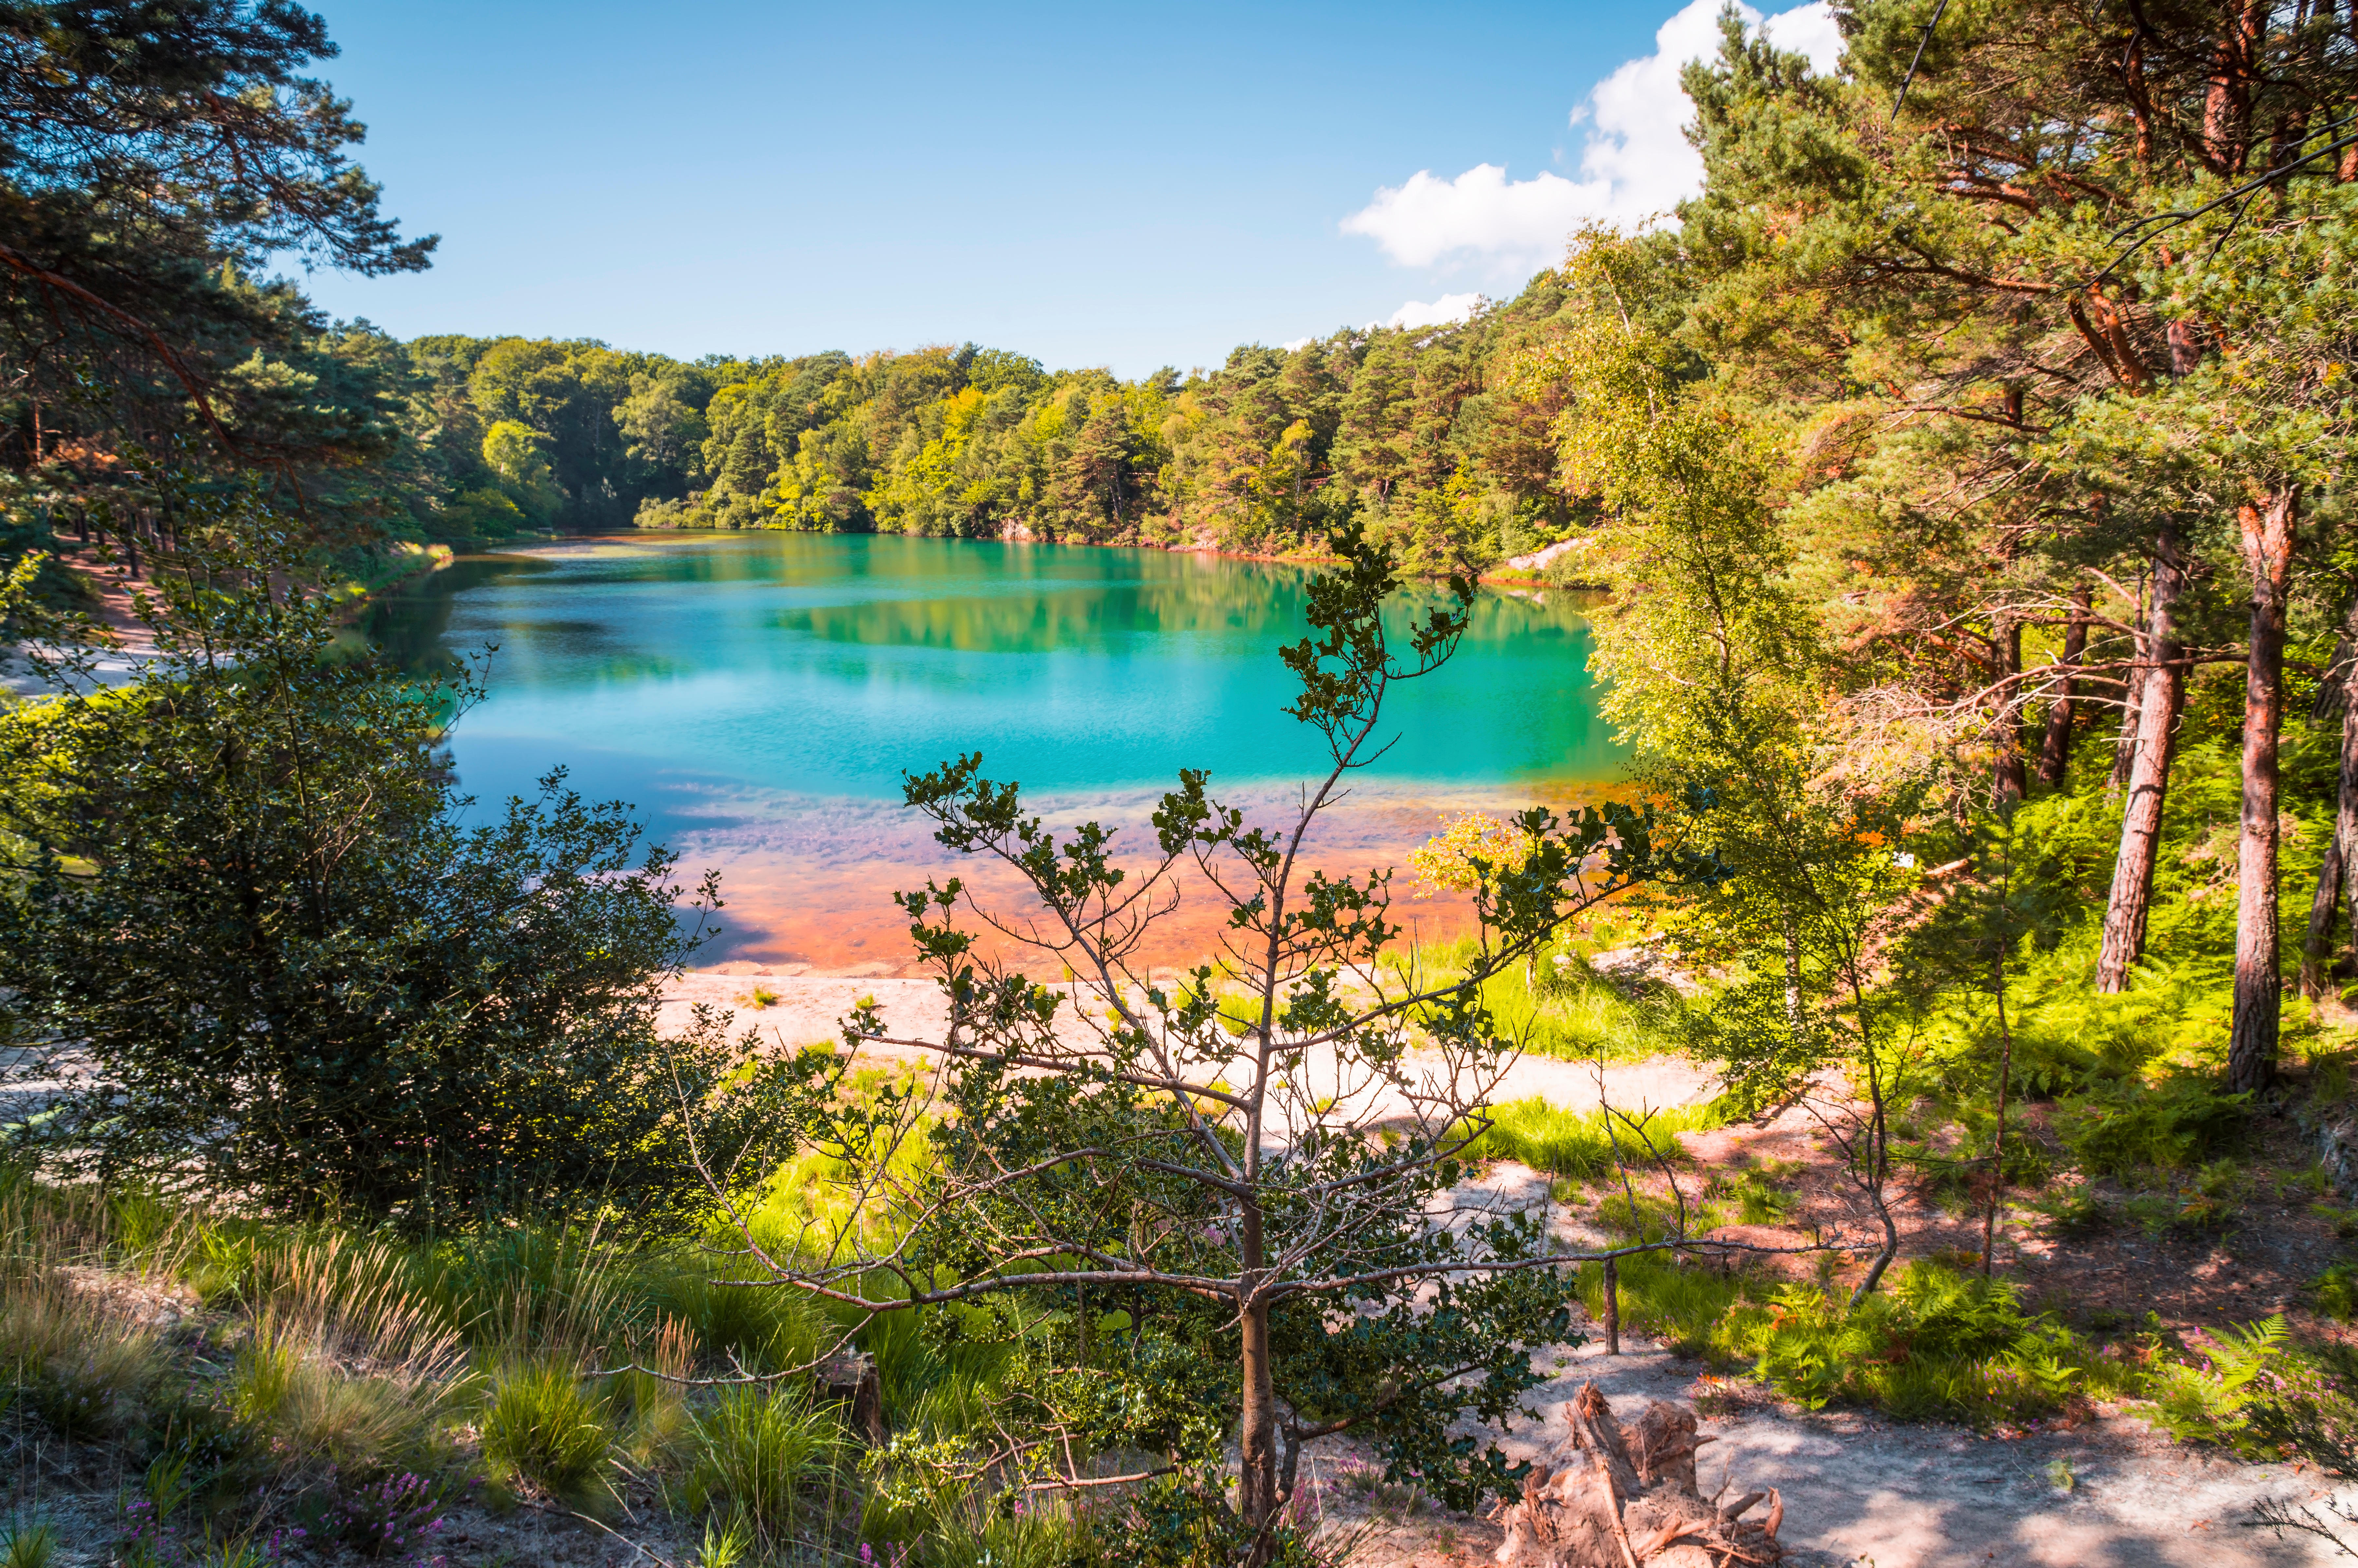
[363,532,1625,973]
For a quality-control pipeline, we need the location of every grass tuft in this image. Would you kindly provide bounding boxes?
[479,1361,615,1503]
[686,1385,845,1554]
[0,1517,58,1568]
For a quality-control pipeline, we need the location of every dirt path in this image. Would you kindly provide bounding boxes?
[1296,1266,2350,1568]
[1503,1330,2342,1566]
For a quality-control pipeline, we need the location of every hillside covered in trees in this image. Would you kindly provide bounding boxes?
[208,296,1592,574]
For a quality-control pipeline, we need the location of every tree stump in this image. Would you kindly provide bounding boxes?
[815,1350,886,1446]
[1491,1383,1783,1566]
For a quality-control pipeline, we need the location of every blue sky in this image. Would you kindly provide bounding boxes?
[299,0,1839,377]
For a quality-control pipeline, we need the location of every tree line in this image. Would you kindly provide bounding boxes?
[1534,0,2358,1103]
[0,30,1604,581]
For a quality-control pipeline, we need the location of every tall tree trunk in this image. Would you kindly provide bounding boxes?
[2203,0,2266,174]
[1994,615,2027,803]
[2302,590,2358,1000]
[1981,953,2015,1279]
[2343,0,2358,180]
[2038,587,2092,787]
[2097,529,2186,992]
[2305,836,2345,1001]
[2230,486,2299,1093]
[1237,1207,1281,1555]
[2110,573,2150,791]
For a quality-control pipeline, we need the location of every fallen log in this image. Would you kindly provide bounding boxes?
[1492,1384,1783,1567]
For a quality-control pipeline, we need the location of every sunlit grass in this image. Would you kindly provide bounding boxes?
[1457,1095,1728,1180]
[1388,927,1690,1063]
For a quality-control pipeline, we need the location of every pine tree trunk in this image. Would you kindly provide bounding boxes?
[2038,587,2092,787]
[1994,615,2027,803]
[2305,836,2345,1001]
[2302,591,2358,1000]
[2110,574,2149,791]
[2097,532,2187,992]
[2231,486,2299,1093]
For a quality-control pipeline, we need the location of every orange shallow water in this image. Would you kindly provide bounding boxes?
[677,783,1599,976]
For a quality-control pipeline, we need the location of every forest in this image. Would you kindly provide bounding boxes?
[0,299,1587,573]
[12,0,2358,1565]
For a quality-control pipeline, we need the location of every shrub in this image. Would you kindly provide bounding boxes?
[479,1363,614,1503]
[652,1264,822,1373]
[2248,1339,2358,1471]
[307,1469,452,1562]
[1702,1163,1796,1225]
[2029,1185,2112,1238]
[420,1224,632,1363]
[2314,1263,2358,1322]
[686,1386,844,1553]
[919,1491,1109,1568]
[0,533,799,1234]
[2059,1078,2248,1175]
[1741,1262,2106,1425]
[228,1317,449,1472]
[1390,933,1685,1063]
[2145,1316,2287,1448]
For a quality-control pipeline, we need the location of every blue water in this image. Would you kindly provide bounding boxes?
[364,532,1623,966]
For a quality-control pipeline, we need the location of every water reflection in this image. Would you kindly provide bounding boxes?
[365,533,1626,969]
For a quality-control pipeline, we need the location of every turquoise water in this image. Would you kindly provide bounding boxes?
[365,532,1623,967]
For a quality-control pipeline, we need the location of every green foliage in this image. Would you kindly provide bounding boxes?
[2313,1264,2358,1322]
[479,420,563,525]
[2248,1338,2358,1472]
[1392,929,1688,1063]
[1458,1095,1727,1180]
[1714,1164,1797,1225]
[1,1,434,545]
[911,1492,1108,1568]
[685,1387,845,1554]
[2059,1079,2250,1177]
[393,283,1599,569]
[2146,1317,2288,1448]
[225,1312,452,1472]
[0,1518,57,1568]
[751,523,1727,1543]
[0,518,816,1232]
[479,1363,615,1503]
[1730,1262,2128,1425]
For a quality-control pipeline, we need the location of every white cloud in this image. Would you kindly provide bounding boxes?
[1761,2,1845,75]
[1382,292,1487,331]
[1281,336,1315,351]
[1340,0,1841,271]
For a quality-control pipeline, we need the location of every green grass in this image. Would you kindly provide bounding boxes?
[1458,1094,1729,1180]
[0,1519,57,1568]
[479,1361,616,1503]
[3,1282,162,1438]
[686,1385,846,1554]
[1388,926,1691,1063]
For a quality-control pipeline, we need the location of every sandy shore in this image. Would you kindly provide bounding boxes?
[660,968,1717,1116]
